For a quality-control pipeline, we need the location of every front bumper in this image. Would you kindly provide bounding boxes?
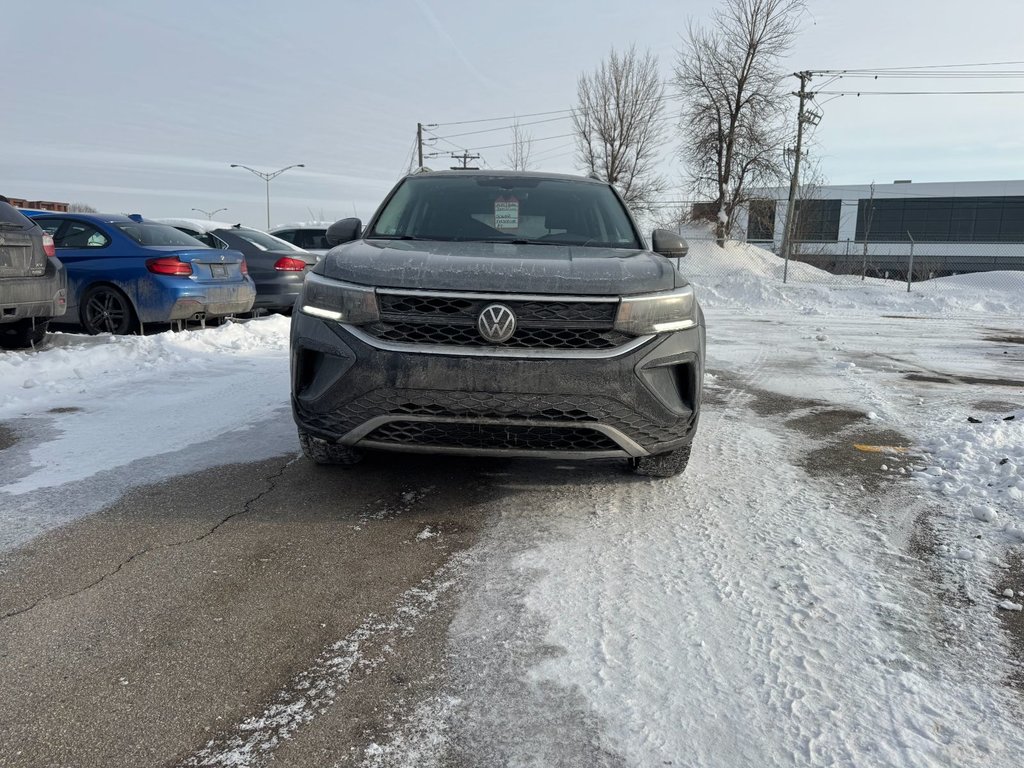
[290,312,704,459]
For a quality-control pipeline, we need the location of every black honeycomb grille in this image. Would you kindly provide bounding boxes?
[365,322,631,349]
[378,295,616,324]
[296,389,692,448]
[365,421,620,452]
[368,293,629,350]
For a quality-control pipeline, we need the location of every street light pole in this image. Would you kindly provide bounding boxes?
[229,163,305,229]
[191,207,227,220]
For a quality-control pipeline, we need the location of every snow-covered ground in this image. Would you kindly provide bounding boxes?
[2,241,1022,765]
[363,243,1024,765]
[0,316,295,549]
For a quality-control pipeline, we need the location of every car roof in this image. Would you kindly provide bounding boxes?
[155,217,241,233]
[269,221,333,231]
[23,211,146,224]
[406,169,606,185]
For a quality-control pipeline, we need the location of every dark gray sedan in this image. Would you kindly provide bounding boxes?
[0,196,67,348]
[159,219,316,313]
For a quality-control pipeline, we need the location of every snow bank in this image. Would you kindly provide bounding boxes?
[681,240,1024,317]
[916,409,1024,584]
[0,316,292,496]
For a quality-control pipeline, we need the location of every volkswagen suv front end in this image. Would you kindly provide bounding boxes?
[289,171,705,477]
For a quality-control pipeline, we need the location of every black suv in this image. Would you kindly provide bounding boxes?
[289,171,704,477]
[0,197,67,348]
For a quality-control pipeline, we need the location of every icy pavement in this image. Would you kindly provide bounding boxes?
[359,242,1024,766]
[0,316,295,550]
[1,243,1023,766]
[358,307,1023,767]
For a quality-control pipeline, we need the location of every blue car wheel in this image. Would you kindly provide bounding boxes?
[81,285,135,335]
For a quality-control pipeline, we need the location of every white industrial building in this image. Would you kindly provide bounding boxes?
[727,179,1024,278]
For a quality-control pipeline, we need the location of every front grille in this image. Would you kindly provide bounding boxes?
[366,292,630,350]
[365,321,631,349]
[364,421,620,452]
[296,389,694,449]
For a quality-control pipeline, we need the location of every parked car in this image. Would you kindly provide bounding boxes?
[21,212,255,334]
[289,170,705,477]
[158,219,316,313]
[269,222,333,255]
[0,196,67,348]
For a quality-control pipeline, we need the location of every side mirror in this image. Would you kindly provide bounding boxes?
[651,229,689,258]
[325,218,362,247]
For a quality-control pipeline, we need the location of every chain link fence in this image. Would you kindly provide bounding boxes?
[679,233,1024,293]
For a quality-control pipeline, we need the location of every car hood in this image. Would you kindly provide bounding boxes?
[320,239,679,295]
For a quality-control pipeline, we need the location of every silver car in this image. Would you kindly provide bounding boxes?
[0,197,67,348]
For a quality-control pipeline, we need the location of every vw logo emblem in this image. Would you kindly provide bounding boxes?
[477,303,517,344]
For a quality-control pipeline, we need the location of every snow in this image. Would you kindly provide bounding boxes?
[184,555,464,767]
[0,316,295,550]
[154,217,239,233]
[269,221,333,231]
[679,240,1024,318]
[2,236,1023,764]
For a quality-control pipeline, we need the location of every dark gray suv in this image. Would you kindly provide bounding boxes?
[0,197,67,348]
[289,171,704,477]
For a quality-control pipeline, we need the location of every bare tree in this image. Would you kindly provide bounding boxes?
[675,0,806,246]
[503,120,534,171]
[572,45,668,215]
[68,202,98,212]
[787,153,826,242]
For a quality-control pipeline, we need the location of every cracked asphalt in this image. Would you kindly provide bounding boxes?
[0,449,491,767]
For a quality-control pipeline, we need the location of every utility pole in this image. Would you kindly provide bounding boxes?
[906,232,916,292]
[417,123,424,169]
[780,71,816,284]
[450,151,481,170]
[861,181,875,280]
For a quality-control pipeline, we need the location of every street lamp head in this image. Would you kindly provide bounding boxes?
[230,164,240,168]
[297,164,306,168]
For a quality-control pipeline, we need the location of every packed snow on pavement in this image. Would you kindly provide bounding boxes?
[1,240,1022,765]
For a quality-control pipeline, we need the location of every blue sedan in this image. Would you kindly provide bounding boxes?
[22,213,256,334]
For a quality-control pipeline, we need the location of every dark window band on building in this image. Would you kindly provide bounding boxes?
[747,199,776,241]
[856,196,1024,243]
[793,199,841,242]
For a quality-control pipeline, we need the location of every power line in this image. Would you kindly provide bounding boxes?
[813,60,1024,74]
[815,89,1024,96]
[430,114,574,140]
[434,106,579,128]
[430,90,684,131]
[827,71,1024,79]
[426,132,577,155]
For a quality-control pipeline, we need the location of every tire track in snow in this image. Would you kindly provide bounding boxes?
[507,377,1022,765]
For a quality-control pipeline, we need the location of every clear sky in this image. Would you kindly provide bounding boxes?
[4,0,1024,228]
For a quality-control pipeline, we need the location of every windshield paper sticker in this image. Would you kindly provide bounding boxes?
[494,197,519,230]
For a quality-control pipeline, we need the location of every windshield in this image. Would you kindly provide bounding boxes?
[117,222,207,247]
[368,175,642,249]
[230,228,304,252]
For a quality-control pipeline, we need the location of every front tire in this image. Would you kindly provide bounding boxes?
[629,445,692,478]
[298,431,364,466]
[80,285,136,335]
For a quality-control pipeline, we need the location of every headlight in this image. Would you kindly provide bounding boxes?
[613,285,697,336]
[300,273,379,324]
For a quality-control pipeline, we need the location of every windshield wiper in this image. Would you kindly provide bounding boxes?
[474,238,542,245]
